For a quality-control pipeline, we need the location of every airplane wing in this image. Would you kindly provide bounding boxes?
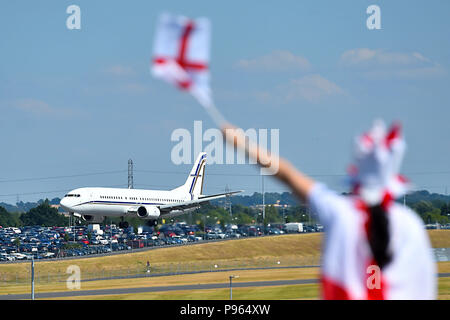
[198,190,243,200]
[158,190,243,213]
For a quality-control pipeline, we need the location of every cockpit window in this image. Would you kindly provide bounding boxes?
[64,194,80,197]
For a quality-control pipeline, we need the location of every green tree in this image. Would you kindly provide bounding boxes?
[439,202,449,218]
[20,199,69,227]
[235,212,253,225]
[13,237,20,251]
[421,208,442,224]
[0,206,22,227]
[412,201,434,216]
[264,205,282,225]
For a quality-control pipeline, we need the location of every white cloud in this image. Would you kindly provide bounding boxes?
[340,48,431,66]
[255,74,344,104]
[339,48,445,79]
[119,83,149,94]
[364,64,446,80]
[236,50,311,72]
[14,99,54,114]
[340,48,378,65]
[234,51,345,104]
[284,74,344,102]
[103,65,136,76]
[11,99,79,117]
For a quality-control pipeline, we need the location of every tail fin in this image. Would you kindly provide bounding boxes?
[172,152,207,199]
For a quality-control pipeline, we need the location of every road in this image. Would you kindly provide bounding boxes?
[0,278,318,300]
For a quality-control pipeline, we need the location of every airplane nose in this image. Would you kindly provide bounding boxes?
[60,198,70,211]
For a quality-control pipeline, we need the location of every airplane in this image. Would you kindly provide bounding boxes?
[59,153,242,228]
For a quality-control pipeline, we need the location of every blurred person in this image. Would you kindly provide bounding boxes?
[221,120,436,300]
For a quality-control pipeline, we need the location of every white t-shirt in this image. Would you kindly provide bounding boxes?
[308,183,437,300]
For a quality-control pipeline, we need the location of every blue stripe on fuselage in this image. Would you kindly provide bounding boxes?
[188,154,206,195]
[74,200,164,207]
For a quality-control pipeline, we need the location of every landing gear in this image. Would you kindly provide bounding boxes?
[118,217,129,229]
[146,219,158,227]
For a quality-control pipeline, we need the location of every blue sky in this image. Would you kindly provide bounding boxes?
[1,1,450,203]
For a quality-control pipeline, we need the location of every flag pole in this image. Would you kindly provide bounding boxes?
[203,101,227,128]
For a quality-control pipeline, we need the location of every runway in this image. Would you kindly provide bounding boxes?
[1,273,449,300]
[0,278,318,300]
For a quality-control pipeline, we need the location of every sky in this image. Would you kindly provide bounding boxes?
[0,1,450,204]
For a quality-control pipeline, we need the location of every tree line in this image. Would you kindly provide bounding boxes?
[0,199,68,227]
[0,190,449,229]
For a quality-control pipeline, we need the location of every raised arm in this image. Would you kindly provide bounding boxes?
[221,122,315,203]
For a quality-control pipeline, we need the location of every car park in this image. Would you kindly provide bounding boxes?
[0,220,314,263]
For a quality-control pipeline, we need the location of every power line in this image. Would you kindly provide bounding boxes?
[1,168,449,184]
[136,169,450,177]
[135,169,346,177]
[0,184,127,198]
[1,183,449,201]
[0,189,73,198]
[0,170,127,184]
[1,163,449,201]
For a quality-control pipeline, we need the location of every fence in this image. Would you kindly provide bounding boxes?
[0,255,321,289]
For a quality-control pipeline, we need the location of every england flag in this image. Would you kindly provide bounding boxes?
[152,13,214,112]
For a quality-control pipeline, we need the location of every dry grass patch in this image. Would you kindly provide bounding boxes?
[0,234,322,278]
[0,230,448,282]
[428,230,450,248]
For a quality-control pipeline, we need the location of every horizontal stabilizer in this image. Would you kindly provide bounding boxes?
[198,190,243,200]
[159,190,243,213]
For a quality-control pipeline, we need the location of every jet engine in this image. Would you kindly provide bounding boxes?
[136,206,160,219]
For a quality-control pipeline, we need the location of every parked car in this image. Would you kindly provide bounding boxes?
[267,228,281,235]
[205,232,225,240]
[225,231,241,238]
[303,226,316,233]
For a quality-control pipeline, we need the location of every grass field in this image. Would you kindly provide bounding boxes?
[0,267,319,296]
[0,230,449,299]
[46,284,321,300]
[11,262,450,300]
[1,230,448,278]
[0,233,324,281]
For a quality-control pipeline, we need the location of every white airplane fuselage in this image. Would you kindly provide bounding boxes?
[60,153,241,224]
[61,187,192,218]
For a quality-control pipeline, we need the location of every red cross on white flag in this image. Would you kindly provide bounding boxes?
[151,13,225,125]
